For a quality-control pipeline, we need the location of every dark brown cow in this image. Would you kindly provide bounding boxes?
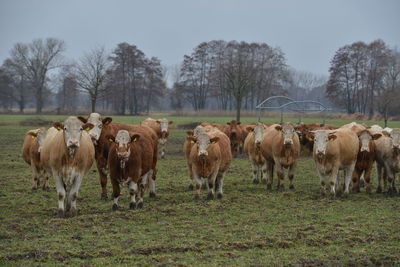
[78,113,158,199]
[106,130,154,210]
[352,130,382,193]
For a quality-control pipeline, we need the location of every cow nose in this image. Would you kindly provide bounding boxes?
[117,151,129,159]
[255,140,261,147]
[89,133,98,140]
[199,151,208,157]
[317,150,325,156]
[284,139,293,145]
[360,147,369,152]
[68,140,79,148]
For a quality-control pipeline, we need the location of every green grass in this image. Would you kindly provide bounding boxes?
[0,115,399,266]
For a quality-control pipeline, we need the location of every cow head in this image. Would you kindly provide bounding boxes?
[358,130,381,152]
[311,130,336,158]
[388,129,400,152]
[28,128,47,153]
[247,124,265,148]
[275,123,296,147]
[78,113,112,144]
[156,118,172,145]
[187,133,219,158]
[54,117,94,157]
[107,130,140,168]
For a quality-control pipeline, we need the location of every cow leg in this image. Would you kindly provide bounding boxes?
[137,183,145,209]
[97,161,108,200]
[383,168,388,192]
[30,163,39,190]
[376,163,383,193]
[128,180,138,210]
[383,162,394,195]
[364,167,373,194]
[193,171,202,200]
[251,162,259,184]
[148,175,156,198]
[160,144,166,159]
[343,164,355,196]
[261,162,268,185]
[275,160,285,191]
[54,174,66,218]
[42,170,51,191]
[187,162,194,190]
[216,172,225,199]
[111,179,121,211]
[266,161,274,190]
[352,168,361,193]
[288,162,297,190]
[206,171,218,200]
[319,175,327,197]
[67,175,83,217]
[329,167,339,199]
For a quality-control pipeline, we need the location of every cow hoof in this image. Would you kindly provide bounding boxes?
[112,204,119,211]
[376,187,382,193]
[129,202,136,210]
[252,179,259,184]
[261,179,267,185]
[266,184,272,191]
[289,185,295,190]
[57,209,65,218]
[206,192,214,200]
[149,192,156,198]
[68,208,77,217]
[101,193,108,201]
[136,202,144,209]
[194,194,200,201]
[216,193,223,199]
[188,184,194,191]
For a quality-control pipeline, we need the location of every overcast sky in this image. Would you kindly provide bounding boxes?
[1,0,399,77]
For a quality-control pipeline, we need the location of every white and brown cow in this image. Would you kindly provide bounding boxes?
[41,117,94,217]
[187,128,232,200]
[375,128,400,194]
[260,123,300,191]
[141,117,173,159]
[244,123,267,184]
[311,129,359,198]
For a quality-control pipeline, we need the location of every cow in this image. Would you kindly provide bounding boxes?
[244,123,267,184]
[40,117,95,217]
[22,128,48,190]
[340,122,366,135]
[106,130,154,210]
[374,128,400,194]
[260,123,300,191]
[352,130,382,193]
[310,129,359,198]
[187,128,232,200]
[78,113,158,200]
[141,118,173,159]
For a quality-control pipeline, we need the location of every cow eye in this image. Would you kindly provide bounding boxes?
[80,127,83,131]
[63,127,67,131]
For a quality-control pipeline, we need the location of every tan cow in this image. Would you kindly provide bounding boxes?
[340,122,366,135]
[187,128,232,200]
[21,128,48,190]
[141,118,173,159]
[374,128,400,194]
[311,129,359,198]
[244,123,267,184]
[260,123,300,191]
[41,117,94,217]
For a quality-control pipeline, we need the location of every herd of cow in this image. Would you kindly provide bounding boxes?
[21,113,400,218]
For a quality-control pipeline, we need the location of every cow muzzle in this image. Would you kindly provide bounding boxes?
[67,140,79,148]
[255,140,261,148]
[360,147,370,152]
[117,151,130,160]
[316,150,325,158]
[198,150,208,158]
[284,139,293,146]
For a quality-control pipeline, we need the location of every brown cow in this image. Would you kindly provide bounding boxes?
[311,129,359,198]
[41,117,95,217]
[260,123,300,191]
[187,128,232,200]
[106,130,154,210]
[352,130,382,193]
[374,128,400,194]
[78,113,158,200]
[141,118,173,159]
[244,123,267,184]
[21,128,48,190]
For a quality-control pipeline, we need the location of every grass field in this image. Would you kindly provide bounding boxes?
[0,114,399,266]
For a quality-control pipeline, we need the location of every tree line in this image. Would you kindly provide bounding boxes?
[0,37,399,122]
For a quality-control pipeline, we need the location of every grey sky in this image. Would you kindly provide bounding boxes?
[1,0,399,77]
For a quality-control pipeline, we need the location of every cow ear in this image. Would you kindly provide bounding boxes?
[372,133,382,140]
[77,116,88,123]
[28,131,38,138]
[246,126,254,132]
[275,125,282,131]
[226,122,231,125]
[186,130,194,136]
[210,137,220,144]
[131,134,140,143]
[382,131,390,137]
[237,122,241,125]
[105,135,115,143]
[187,136,196,144]
[169,121,173,125]
[328,134,337,141]
[83,123,94,131]
[53,122,63,131]
[156,120,161,124]
[102,117,112,125]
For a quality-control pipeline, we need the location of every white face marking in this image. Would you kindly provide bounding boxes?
[359,132,372,152]
[63,117,84,150]
[314,130,330,156]
[195,134,211,157]
[253,125,265,145]
[281,124,295,146]
[390,129,400,150]
[87,113,102,141]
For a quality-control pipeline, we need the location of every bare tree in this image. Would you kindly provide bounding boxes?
[10,38,65,113]
[75,47,109,112]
